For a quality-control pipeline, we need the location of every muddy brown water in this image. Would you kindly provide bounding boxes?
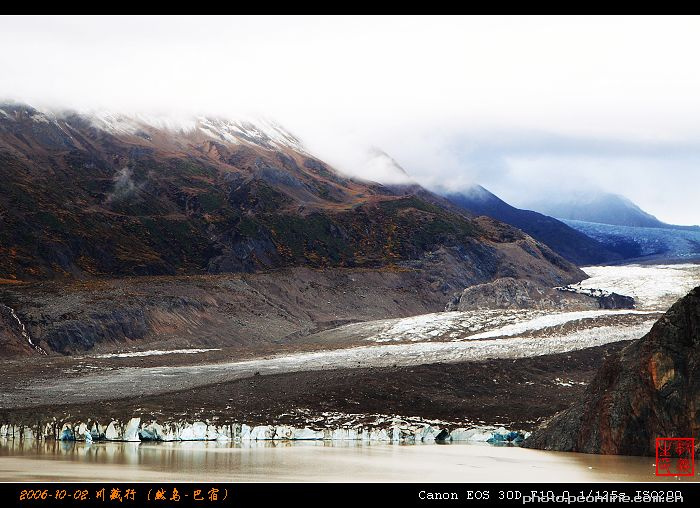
[0,440,697,482]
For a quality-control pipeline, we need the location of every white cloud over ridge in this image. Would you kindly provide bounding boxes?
[1,15,700,224]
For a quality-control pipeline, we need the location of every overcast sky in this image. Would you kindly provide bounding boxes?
[2,15,700,224]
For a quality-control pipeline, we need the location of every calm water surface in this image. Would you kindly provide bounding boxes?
[0,440,697,482]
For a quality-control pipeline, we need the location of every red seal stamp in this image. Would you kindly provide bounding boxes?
[655,438,695,476]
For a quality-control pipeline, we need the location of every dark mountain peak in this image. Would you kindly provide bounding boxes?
[455,184,502,202]
[443,187,622,266]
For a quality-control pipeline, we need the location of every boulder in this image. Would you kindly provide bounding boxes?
[448,278,600,311]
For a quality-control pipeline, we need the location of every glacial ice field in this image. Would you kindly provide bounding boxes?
[3,263,699,410]
[564,219,700,260]
[575,263,700,309]
[361,309,657,344]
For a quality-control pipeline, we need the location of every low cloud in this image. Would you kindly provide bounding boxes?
[105,167,139,204]
[2,16,700,223]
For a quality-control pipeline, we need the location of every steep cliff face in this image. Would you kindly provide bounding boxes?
[524,286,700,456]
[0,303,35,356]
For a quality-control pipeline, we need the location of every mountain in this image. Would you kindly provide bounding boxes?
[443,186,622,265]
[0,102,584,291]
[523,191,698,230]
[514,189,700,261]
[525,286,700,456]
[0,102,591,357]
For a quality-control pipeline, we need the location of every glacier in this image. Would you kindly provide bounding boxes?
[1,418,528,446]
[563,219,700,260]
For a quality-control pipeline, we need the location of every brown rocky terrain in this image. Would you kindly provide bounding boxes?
[0,303,36,356]
[0,103,582,286]
[0,268,453,355]
[524,286,700,456]
[0,103,586,356]
[0,341,629,433]
[0,251,584,357]
[447,277,598,311]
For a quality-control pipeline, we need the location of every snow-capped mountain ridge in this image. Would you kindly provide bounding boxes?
[0,100,585,285]
[0,102,306,153]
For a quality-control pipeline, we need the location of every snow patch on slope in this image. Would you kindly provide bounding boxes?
[82,110,305,152]
[1,104,306,153]
[195,117,305,152]
[92,348,221,359]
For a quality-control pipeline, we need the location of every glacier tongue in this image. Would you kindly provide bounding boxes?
[2,416,529,446]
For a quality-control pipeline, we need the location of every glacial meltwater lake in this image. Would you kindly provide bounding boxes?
[0,440,696,482]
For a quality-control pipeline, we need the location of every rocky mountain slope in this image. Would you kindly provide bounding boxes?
[0,103,586,355]
[0,302,38,356]
[0,268,465,356]
[444,186,621,265]
[524,286,700,456]
[0,103,581,282]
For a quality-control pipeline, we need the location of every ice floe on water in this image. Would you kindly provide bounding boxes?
[92,348,221,359]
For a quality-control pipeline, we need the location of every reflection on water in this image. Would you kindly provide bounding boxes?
[0,439,696,482]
